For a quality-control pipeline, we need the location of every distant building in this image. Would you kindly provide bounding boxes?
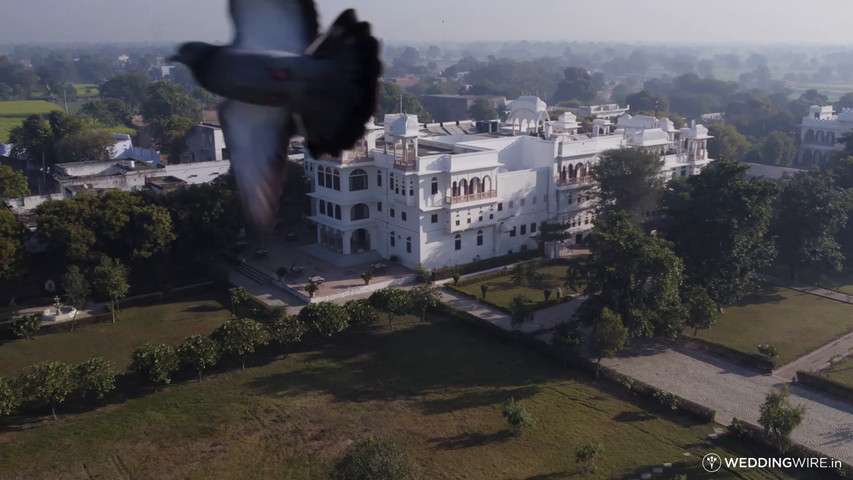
[182,124,229,163]
[109,133,160,166]
[797,105,851,165]
[52,159,230,197]
[700,112,725,123]
[578,104,630,119]
[146,176,188,195]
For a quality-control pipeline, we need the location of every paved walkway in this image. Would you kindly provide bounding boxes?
[760,274,853,378]
[440,289,853,465]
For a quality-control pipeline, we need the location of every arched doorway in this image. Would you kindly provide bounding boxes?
[351,229,370,253]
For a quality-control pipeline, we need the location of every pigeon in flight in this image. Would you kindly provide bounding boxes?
[171,0,381,232]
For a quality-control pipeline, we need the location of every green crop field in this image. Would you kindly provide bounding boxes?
[0,100,63,142]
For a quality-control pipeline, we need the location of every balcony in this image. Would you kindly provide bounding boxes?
[557,176,594,188]
[445,190,498,205]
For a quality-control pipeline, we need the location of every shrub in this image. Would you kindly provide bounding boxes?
[299,302,349,337]
[653,390,679,411]
[730,418,748,438]
[131,343,180,391]
[413,263,431,284]
[276,266,288,278]
[212,318,268,370]
[332,436,422,480]
[502,397,535,434]
[550,322,582,363]
[178,335,220,381]
[389,254,400,263]
[361,271,374,282]
[621,376,634,392]
[344,299,379,327]
[575,442,604,472]
[369,288,413,330]
[18,361,75,419]
[267,315,307,355]
[12,314,41,341]
[305,282,319,295]
[757,344,779,359]
[0,376,20,417]
[74,357,116,400]
[452,272,461,285]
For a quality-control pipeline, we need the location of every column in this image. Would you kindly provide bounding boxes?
[342,230,353,255]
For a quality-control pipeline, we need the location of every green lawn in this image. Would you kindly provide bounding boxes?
[73,84,99,97]
[0,317,814,479]
[698,285,853,365]
[0,294,231,376]
[819,355,853,388]
[458,264,582,310]
[0,100,64,142]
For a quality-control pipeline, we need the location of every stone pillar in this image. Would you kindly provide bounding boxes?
[316,226,322,246]
[342,230,353,255]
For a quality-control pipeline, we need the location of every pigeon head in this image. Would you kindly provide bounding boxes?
[170,42,216,71]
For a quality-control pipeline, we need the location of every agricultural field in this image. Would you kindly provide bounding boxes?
[0,100,62,142]
[0,313,821,479]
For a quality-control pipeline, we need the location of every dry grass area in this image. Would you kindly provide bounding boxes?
[0,316,819,479]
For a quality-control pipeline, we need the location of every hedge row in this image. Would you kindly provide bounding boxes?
[796,371,853,403]
[431,249,542,281]
[434,302,717,424]
[677,336,776,374]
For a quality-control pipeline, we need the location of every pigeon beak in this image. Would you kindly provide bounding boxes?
[169,54,183,64]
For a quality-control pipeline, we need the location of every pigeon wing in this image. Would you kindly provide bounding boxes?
[220,100,291,233]
[229,0,319,52]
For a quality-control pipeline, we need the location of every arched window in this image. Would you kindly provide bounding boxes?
[452,181,459,197]
[431,177,439,195]
[817,131,825,144]
[317,168,325,187]
[477,230,483,246]
[406,236,412,253]
[829,132,836,145]
[577,164,587,178]
[470,177,481,194]
[454,234,462,250]
[377,171,382,187]
[569,164,576,179]
[351,203,369,221]
[460,178,468,196]
[483,176,492,192]
[334,205,341,220]
[561,165,567,181]
[324,167,332,187]
[319,200,326,215]
[349,169,368,191]
[805,129,815,144]
[333,169,341,191]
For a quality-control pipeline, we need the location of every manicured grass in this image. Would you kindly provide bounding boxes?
[0,317,813,479]
[0,294,230,376]
[698,285,853,365]
[0,100,62,116]
[73,84,99,97]
[458,264,582,310]
[819,355,853,388]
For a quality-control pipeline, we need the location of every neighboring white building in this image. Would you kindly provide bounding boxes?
[182,124,229,163]
[579,104,631,119]
[109,133,160,166]
[797,105,852,165]
[303,97,713,270]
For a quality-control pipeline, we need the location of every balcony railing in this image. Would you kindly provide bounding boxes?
[445,190,498,205]
[557,176,594,187]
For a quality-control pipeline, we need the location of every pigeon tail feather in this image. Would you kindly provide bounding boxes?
[301,9,381,158]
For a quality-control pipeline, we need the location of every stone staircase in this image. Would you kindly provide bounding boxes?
[235,261,272,286]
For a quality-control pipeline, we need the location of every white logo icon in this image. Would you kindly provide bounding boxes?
[702,453,723,473]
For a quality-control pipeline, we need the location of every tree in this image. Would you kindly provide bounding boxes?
[502,397,535,434]
[758,385,806,453]
[54,128,114,164]
[540,222,571,258]
[583,212,685,338]
[12,314,41,341]
[178,335,220,381]
[267,315,307,357]
[131,343,180,391]
[0,376,19,417]
[332,436,423,480]
[0,165,29,199]
[0,209,25,280]
[100,73,151,112]
[759,131,797,167]
[553,67,596,103]
[589,308,628,377]
[19,361,75,419]
[228,286,250,315]
[376,82,433,122]
[164,183,243,263]
[74,357,116,400]
[344,299,379,327]
[706,123,752,162]
[156,114,195,160]
[551,322,582,365]
[509,295,533,331]
[626,90,669,114]
[575,442,604,473]
[590,148,665,219]
[7,114,51,166]
[61,264,90,332]
[93,257,130,323]
[468,98,498,121]
[212,318,268,370]
[299,302,350,337]
[408,284,440,323]
[661,158,778,308]
[564,262,585,294]
[141,81,202,138]
[772,171,849,280]
[369,288,413,330]
[80,98,131,126]
[683,285,720,336]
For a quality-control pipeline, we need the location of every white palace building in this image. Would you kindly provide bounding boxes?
[303,96,713,271]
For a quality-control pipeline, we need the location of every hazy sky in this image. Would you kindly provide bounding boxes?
[3,0,853,46]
